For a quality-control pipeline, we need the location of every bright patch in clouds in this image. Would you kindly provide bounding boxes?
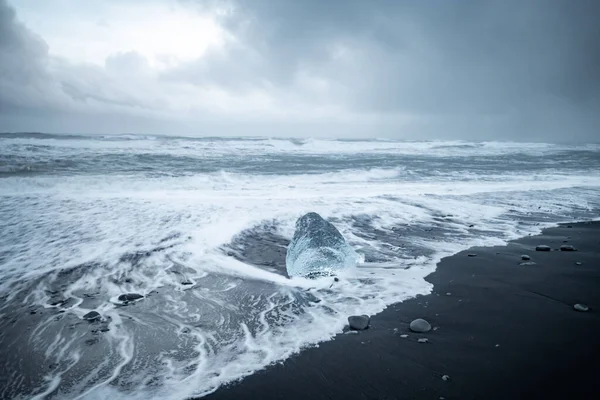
[17,0,227,68]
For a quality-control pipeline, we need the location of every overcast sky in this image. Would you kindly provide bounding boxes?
[1,0,598,140]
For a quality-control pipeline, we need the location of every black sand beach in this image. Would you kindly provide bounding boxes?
[205,221,600,400]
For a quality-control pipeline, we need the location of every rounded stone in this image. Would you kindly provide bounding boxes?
[521,254,531,261]
[536,245,551,251]
[574,304,589,312]
[118,293,144,302]
[348,315,370,330]
[409,318,432,333]
[83,311,101,322]
[560,245,577,252]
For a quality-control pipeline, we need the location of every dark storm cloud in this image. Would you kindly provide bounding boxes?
[1,0,599,140]
[189,0,600,115]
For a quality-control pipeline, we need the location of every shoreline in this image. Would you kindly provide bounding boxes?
[203,221,600,400]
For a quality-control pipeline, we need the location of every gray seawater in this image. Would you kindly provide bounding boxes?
[1,133,599,399]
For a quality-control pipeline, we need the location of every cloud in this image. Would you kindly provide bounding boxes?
[1,0,599,140]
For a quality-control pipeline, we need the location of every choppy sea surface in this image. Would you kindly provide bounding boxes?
[1,133,599,399]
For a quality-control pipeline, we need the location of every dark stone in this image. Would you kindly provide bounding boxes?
[560,245,577,251]
[535,245,551,251]
[83,311,101,322]
[575,262,582,266]
[467,253,477,257]
[409,318,432,333]
[348,315,370,330]
[334,277,340,282]
[181,281,193,285]
[521,255,531,260]
[118,293,144,302]
[181,327,191,334]
[468,224,474,228]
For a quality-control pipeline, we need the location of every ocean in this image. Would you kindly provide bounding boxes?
[1,133,599,399]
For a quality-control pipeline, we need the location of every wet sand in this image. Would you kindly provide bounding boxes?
[205,221,600,400]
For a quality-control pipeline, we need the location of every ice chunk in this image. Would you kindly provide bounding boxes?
[286,212,359,278]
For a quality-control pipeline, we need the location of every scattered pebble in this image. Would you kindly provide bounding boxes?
[417,338,429,343]
[409,318,432,333]
[519,261,537,266]
[348,315,370,330]
[560,245,577,252]
[521,254,531,261]
[467,253,477,257]
[400,334,408,338]
[495,344,500,347]
[433,326,439,331]
[118,293,144,302]
[83,311,101,322]
[181,281,193,286]
[334,277,340,282]
[442,375,450,381]
[575,262,582,266]
[574,304,589,312]
[535,245,551,251]
[445,292,451,296]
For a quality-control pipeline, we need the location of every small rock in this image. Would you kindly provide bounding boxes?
[83,311,101,322]
[535,245,551,251]
[574,304,589,312]
[495,344,500,347]
[400,334,409,338]
[348,315,370,330]
[468,224,474,228]
[442,375,450,381]
[30,310,37,315]
[409,318,432,333]
[181,327,191,334]
[521,254,531,261]
[519,261,537,266]
[560,245,577,251]
[467,253,477,257]
[445,292,452,296]
[417,338,429,343]
[118,293,144,302]
[575,262,582,266]
[181,281,193,286]
[334,277,340,282]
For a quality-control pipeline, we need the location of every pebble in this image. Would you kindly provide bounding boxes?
[521,254,531,261]
[575,262,582,266]
[400,334,408,338]
[535,245,551,251]
[467,253,477,257]
[83,311,101,322]
[442,375,450,381]
[574,304,589,312]
[560,245,577,251]
[118,293,144,302]
[409,318,432,333]
[417,338,429,343]
[348,315,370,330]
[519,261,537,266]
